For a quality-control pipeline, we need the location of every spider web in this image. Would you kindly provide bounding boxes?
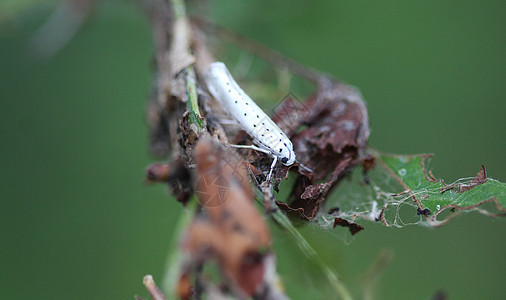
[314,152,506,237]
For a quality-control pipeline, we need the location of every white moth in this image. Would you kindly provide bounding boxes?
[204,62,296,179]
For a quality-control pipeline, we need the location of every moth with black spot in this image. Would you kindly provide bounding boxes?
[204,62,296,180]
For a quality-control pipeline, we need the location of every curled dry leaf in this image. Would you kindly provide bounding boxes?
[457,165,487,192]
[273,82,370,220]
[439,165,488,193]
[181,134,272,298]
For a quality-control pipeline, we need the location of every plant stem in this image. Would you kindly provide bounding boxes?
[170,0,203,130]
[185,67,203,130]
[171,0,186,18]
[272,209,354,300]
[160,199,197,296]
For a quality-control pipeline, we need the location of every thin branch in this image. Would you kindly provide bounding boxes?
[192,17,335,88]
[143,275,168,300]
[271,209,354,300]
[166,0,203,131]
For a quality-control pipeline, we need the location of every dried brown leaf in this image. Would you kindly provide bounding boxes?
[458,165,487,193]
[276,82,369,220]
[182,134,271,297]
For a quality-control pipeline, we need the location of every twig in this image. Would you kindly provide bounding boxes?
[169,0,203,130]
[143,275,168,300]
[192,17,334,88]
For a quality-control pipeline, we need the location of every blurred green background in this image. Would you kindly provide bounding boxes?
[1,0,504,299]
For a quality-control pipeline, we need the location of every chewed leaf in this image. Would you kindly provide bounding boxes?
[321,151,506,230]
[377,153,506,226]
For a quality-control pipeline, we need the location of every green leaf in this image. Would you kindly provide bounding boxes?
[377,152,506,226]
[322,150,506,229]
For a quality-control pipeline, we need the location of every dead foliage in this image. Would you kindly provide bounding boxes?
[181,135,272,298]
[272,83,370,220]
